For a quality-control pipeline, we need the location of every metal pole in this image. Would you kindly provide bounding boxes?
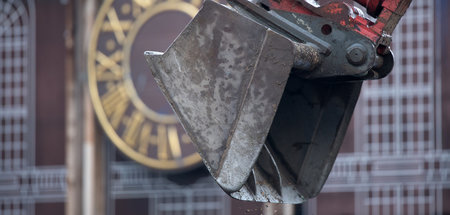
[65,0,100,214]
[65,0,83,214]
[263,203,295,215]
[77,0,103,214]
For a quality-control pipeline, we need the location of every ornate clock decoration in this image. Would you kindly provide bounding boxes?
[88,0,203,170]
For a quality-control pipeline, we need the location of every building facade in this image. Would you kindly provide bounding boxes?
[0,0,449,214]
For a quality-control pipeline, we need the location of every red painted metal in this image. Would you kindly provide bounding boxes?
[266,0,412,53]
[354,0,383,17]
[268,0,315,16]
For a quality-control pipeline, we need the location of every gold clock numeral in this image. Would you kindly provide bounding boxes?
[102,20,132,33]
[136,123,183,160]
[101,83,129,129]
[167,126,182,159]
[122,111,145,146]
[138,124,169,160]
[96,50,124,81]
[156,125,169,160]
[156,125,185,160]
[132,0,154,17]
[106,8,126,44]
[133,0,153,9]
[138,122,154,154]
[157,125,186,160]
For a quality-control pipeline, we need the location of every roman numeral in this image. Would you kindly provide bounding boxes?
[167,126,182,159]
[132,0,153,17]
[138,122,154,154]
[136,123,183,160]
[122,111,145,146]
[156,125,169,160]
[102,20,132,32]
[105,8,126,44]
[101,83,129,129]
[95,50,123,81]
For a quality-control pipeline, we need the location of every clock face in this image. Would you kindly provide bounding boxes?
[88,0,203,170]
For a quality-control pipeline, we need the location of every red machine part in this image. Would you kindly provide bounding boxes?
[267,0,412,54]
[354,0,383,17]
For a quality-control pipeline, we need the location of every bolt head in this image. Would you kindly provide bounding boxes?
[346,44,367,66]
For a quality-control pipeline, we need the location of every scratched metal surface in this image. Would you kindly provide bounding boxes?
[146,0,361,204]
[146,0,296,192]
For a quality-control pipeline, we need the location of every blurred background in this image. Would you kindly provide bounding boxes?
[0,0,449,214]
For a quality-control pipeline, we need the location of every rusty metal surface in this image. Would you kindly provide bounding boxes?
[228,0,387,79]
[145,0,361,204]
[293,0,412,53]
[146,0,303,195]
[228,77,361,203]
[267,76,362,198]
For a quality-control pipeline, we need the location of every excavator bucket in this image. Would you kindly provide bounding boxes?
[145,1,359,203]
[145,0,410,203]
